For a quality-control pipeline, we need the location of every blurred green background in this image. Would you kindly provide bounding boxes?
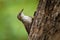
[0,0,38,40]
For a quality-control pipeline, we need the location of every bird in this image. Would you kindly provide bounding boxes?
[17,9,33,34]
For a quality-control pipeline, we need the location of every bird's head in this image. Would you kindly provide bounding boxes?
[17,9,24,20]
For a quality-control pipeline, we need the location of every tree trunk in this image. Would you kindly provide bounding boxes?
[28,0,60,40]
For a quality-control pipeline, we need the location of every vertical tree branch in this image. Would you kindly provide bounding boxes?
[28,0,60,40]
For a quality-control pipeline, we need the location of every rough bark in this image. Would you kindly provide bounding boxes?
[28,0,60,40]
